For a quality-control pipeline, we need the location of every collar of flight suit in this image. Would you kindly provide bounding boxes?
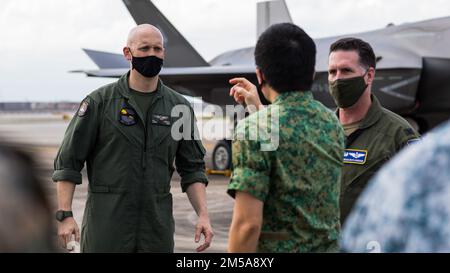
[117,71,165,101]
[116,71,166,122]
[335,94,383,131]
[358,94,384,130]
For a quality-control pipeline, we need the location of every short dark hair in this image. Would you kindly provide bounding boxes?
[254,23,316,93]
[329,37,376,69]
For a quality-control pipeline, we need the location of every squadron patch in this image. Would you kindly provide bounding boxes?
[77,100,89,117]
[404,128,415,136]
[343,149,368,165]
[119,107,137,126]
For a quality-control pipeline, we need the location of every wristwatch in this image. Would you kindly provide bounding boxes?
[55,210,73,222]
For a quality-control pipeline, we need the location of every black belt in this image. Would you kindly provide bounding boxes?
[259,232,290,241]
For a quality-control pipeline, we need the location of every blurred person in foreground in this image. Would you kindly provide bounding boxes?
[0,142,56,252]
[341,120,450,252]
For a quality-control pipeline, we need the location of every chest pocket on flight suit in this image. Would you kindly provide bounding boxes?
[343,129,390,192]
[94,103,139,190]
[103,103,139,145]
[149,113,178,189]
[342,151,390,222]
[345,154,389,194]
[150,113,175,158]
[341,129,391,220]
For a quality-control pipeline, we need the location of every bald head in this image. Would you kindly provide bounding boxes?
[124,24,165,64]
[127,24,164,48]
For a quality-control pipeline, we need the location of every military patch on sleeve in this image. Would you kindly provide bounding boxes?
[77,100,89,117]
[407,138,420,145]
[343,149,368,165]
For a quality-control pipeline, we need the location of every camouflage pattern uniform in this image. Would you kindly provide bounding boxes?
[341,120,450,252]
[228,91,345,253]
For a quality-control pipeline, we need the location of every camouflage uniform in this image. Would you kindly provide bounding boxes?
[340,120,450,252]
[228,91,345,253]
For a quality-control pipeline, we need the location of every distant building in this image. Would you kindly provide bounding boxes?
[0,102,79,113]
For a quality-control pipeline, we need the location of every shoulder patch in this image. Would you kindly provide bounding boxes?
[77,100,89,117]
[404,128,415,136]
[343,149,368,165]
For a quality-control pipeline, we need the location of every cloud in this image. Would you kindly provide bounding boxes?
[287,0,450,38]
[0,0,449,101]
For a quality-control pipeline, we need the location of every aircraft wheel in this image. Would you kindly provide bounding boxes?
[212,140,231,171]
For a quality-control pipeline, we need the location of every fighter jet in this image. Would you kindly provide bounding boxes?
[76,0,450,170]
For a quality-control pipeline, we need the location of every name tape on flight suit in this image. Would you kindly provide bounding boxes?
[343,149,368,165]
[152,114,171,126]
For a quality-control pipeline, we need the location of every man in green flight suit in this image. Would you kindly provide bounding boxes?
[227,23,345,252]
[327,38,420,224]
[53,24,214,253]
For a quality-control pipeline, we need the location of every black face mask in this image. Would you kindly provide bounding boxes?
[129,48,163,78]
[328,70,368,108]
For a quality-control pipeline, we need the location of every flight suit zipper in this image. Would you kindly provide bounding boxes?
[142,127,147,169]
[125,96,148,251]
[137,123,147,251]
[135,94,162,251]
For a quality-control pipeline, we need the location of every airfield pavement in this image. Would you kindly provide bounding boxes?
[0,113,234,253]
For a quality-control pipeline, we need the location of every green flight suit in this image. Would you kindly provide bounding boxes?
[52,72,208,253]
[340,95,420,224]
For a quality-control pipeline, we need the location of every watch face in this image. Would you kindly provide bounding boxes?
[56,211,64,221]
[56,210,73,221]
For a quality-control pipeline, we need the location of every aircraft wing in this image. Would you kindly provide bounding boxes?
[80,65,255,78]
[77,65,258,105]
[122,0,209,67]
[315,16,450,71]
[73,2,450,125]
[81,49,129,69]
[210,16,450,72]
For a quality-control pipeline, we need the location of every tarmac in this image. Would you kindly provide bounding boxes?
[0,112,234,253]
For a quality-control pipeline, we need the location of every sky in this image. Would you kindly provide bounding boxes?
[0,0,449,102]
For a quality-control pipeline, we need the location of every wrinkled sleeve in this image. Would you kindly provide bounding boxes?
[227,121,271,202]
[52,96,99,185]
[175,106,208,192]
[396,126,421,150]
